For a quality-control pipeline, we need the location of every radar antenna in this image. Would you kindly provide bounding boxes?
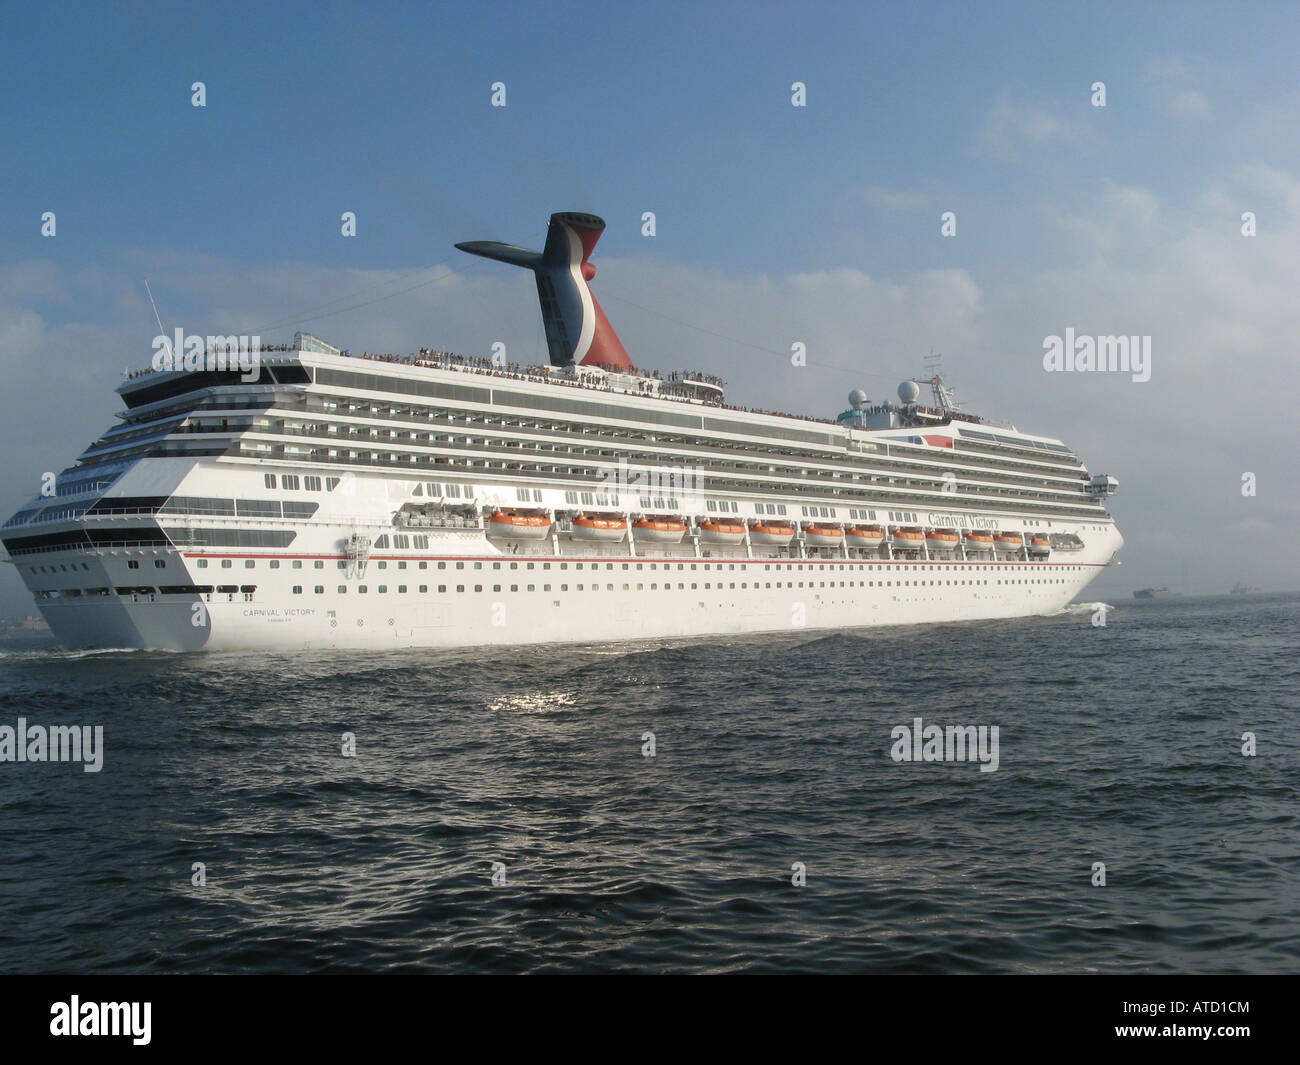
[924,352,960,413]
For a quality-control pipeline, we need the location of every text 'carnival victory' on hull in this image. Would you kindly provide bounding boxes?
[2,212,1122,651]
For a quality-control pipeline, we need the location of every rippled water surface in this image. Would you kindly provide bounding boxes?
[1,595,1296,973]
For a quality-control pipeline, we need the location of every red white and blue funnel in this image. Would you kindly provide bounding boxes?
[456,212,633,371]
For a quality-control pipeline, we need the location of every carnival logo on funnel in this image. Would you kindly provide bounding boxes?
[457,212,633,371]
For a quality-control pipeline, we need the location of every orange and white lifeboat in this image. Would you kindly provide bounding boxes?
[994,531,1024,552]
[890,526,925,551]
[963,530,995,552]
[698,519,746,545]
[926,528,960,554]
[1028,534,1052,555]
[803,523,845,547]
[633,516,687,543]
[571,514,628,542]
[846,524,885,547]
[486,510,552,540]
[749,521,795,546]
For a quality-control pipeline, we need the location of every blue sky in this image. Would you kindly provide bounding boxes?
[5,1,1297,281]
[2,1,1299,609]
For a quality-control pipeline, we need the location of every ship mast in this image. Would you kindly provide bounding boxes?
[924,352,959,414]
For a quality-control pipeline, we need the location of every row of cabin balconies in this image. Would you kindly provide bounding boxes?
[214,441,1109,521]
[202,413,1090,497]
[295,394,1087,478]
[227,424,1092,506]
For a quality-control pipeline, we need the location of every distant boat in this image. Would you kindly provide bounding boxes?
[1134,587,1175,599]
[1231,582,1260,595]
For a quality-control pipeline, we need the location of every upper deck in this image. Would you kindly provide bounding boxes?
[117,337,1055,456]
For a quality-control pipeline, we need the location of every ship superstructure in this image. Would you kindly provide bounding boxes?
[2,212,1121,651]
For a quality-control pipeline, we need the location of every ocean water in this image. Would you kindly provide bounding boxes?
[0,594,1296,974]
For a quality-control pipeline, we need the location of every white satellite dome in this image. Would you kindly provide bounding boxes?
[898,380,921,404]
[848,388,868,409]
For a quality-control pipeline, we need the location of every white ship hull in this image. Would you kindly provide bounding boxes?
[18,456,1121,652]
[34,551,1112,652]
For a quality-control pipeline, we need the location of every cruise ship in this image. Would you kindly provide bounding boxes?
[2,212,1122,651]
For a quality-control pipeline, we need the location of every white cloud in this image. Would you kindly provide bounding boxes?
[1145,55,1214,120]
[980,91,1091,157]
[860,186,928,210]
[1145,57,1190,80]
[1042,179,1161,259]
[1235,162,1300,215]
[1167,87,1212,120]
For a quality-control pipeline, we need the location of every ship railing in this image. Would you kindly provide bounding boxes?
[233,418,1086,491]
[116,344,1023,433]
[6,538,197,557]
[215,449,1108,522]
[324,515,401,528]
[80,506,165,517]
[393,515,481,530]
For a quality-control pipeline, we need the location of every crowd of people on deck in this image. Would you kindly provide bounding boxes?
[363,349,832,423]
[124,338,844,426]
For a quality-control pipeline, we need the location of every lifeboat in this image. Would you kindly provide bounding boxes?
[994,532,1024,552]
[749,521,795,546]
[890,526,925,551]
[803,523,845,548]
[1028,534,1052,555]
[632,516,687,543]
[486,510,552,540]
[963,530,995,552]
[571,514,628,542]
[926,528,960,553]
[698,519,746,545]
[846,524,885,546]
